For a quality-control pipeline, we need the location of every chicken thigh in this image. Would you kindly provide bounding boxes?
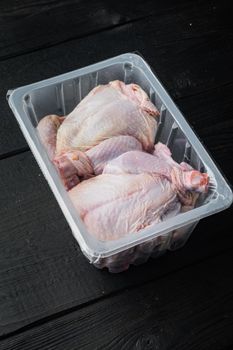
[54,135,143,189]
[69,173,181,240]
[56,80,159,153]
[36,79,209,243]
[104,142,209,194]
[69,148,208,241]
[37,80,159,188]
[37,114,64,160]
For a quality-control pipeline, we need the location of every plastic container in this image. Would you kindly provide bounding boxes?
[7,53,233,273]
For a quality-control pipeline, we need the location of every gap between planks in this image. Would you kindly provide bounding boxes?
[0,245,232,341]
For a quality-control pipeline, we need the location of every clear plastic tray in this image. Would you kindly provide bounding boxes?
[7,53,233,272]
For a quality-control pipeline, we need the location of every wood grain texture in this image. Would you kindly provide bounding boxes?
[1,0,233,346]
[1,250,232,349]
[0,0,227,60]
[0,139,232,336]
[1,1,233,157]
[0,0,149,60]
[176,83,233,181]
[0,0,169,60]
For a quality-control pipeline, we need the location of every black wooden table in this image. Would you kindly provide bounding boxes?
[0,1,233,349]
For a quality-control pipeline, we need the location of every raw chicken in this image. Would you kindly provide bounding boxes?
[37,115,64,160]
[37,79,209,244]
[69,173,181,240]
[104,142,181,177]
[104,142,209,194]
[37,80,159,157]
[37,80,159,188]
[56,80,159,154]
[87,136,142,175]
[54,135,143,189]
[69,149,208,240]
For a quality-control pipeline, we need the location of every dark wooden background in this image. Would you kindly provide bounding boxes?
[0,1,233,349]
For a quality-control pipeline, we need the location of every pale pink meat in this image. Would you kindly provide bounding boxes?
[69,145,208,241]
[36,80,209,243]
[87,135,143,175]
[54,135,143,189]
[69,142,208,241]
[56,80,159,154]
[37,115,64,160]
[37,80,159,189]
[69,173,181,241]
[104,142,186,178]
[37,80,159,190]
[104,142,209,195]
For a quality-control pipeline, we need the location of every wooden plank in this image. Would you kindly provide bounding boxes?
[176,83,233,180]
[0,0,229,60]
[1,250,232,349]
[0,138,232,336]
[1,3,233,157]
[0,0,180,60]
